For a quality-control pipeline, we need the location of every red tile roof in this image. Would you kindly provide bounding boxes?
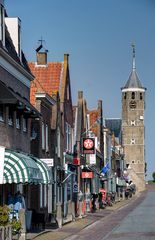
[28,62,64,106]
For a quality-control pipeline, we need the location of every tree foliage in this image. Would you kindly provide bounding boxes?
[152,172,155,182]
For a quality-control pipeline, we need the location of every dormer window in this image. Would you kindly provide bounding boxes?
[131,92,135,99]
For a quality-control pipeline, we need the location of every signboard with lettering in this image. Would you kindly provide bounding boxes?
[82,172,93,178]
[41,158,54,167]
[82,138,95,154]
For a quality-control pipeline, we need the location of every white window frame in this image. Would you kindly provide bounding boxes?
[42,122,45,150]
[0,105,4,122]
[65,122,72,152]
[16,113,21,129]
[8,108,13,126]
[23,117,27,132]
[131,139,135,145]
[131,120,135,126]
[57,127,60,158]
[40,184,47,208]
[45,124,49,152]
[44,185,47,207]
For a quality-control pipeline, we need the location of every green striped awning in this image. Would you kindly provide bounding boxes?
[3,149,50,184]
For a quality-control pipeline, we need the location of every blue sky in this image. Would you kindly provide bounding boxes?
[5,0,155,179]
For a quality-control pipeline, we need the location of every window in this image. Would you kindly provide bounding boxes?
[23,117,27,132]
[131,120,135,126]
[65,122,72,152]
[0,105,4,122]
[8,107,14,126]
[140,93,143,100]
[131,139,135,145]
[124,93,126,99]
[42,122,45,150]
[40,184,47,208]
[45,124,49,152]
[16,112,21,129]
[131,92,135,99]
[57,128,60,158]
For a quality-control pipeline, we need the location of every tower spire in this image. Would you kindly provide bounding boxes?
[132,43,136,70]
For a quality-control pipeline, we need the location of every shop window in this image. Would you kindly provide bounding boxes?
[40,184,47,208]
[8,107,14,126]
[0,105,4,122]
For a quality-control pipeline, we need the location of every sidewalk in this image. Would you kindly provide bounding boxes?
[26,194,140,240]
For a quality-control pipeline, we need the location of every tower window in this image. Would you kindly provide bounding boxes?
[131,92,135,99]
[140,93,143,100]
[131,139,135,144]
[131,120,135,126]
[124,93,126,99]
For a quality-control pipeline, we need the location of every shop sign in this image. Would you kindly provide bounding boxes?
[73,157,80,165]
[41,158,54,167]
[73,182,78,193]
[89,154,96,164]
[82,138,95,154]
[82,172,93,178]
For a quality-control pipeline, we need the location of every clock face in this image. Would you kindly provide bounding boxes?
[129,100,136,109]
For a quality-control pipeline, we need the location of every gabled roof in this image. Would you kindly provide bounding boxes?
[29,62,64,106]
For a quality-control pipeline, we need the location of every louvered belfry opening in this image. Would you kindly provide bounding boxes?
[36,41,48,65]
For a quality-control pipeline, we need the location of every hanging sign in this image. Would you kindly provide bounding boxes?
[82,138,95,154]
[82,172,93,178]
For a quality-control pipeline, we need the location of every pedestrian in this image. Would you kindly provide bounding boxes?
[14,191,26,219]
[7,192,14,221]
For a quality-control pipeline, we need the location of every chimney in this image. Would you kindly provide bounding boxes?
[64,53,69,64]
[98,100,102,110]
[5,17,21,60]
[0,1,5,46]
[78,91,83,99]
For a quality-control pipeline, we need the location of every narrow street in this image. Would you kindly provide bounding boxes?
[31,185,155,240]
